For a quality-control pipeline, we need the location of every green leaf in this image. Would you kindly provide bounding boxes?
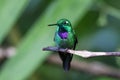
[0,0,29,43]
[0,0,94,80]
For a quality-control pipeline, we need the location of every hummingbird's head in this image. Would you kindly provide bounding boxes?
[48,19,72,32]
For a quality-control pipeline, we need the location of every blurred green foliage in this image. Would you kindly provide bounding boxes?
[0,0,120,80]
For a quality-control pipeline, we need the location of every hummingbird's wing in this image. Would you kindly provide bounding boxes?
[73,35,78,50]
[73,29,78,50]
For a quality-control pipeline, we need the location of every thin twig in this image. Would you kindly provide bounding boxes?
[0,47,120,78]
[43,46,120,58]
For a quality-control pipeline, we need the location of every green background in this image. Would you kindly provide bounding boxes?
[0,0,120,80]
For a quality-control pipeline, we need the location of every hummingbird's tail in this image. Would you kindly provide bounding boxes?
[59,52,73,71]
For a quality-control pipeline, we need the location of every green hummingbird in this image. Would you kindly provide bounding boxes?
[48,19,78,71]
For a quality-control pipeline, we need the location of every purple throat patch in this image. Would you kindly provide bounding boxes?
[58,32,68,39]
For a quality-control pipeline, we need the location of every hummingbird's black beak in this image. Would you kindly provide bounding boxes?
[48,23,58,26]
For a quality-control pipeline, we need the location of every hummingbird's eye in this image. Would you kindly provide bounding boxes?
[63,21,69,25]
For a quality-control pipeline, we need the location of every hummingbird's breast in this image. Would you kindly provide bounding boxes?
[58,32,68,39]
[55,31,75,49]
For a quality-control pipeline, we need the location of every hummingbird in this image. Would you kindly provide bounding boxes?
[48,19,78,71]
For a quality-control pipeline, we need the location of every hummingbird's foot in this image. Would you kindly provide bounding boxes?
[57,47,68,53]
[65,48,69,52]
[57,47,62,52]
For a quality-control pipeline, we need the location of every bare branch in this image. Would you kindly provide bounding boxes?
[43,46,120,58]
[0,47,120,78]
